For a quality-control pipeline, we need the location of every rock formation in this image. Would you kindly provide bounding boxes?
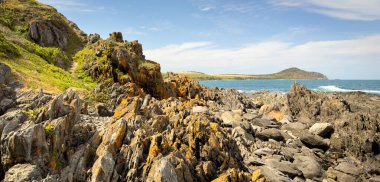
[0,0,379,181]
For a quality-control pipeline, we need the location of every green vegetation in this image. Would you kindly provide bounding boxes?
[25,41,71,70]
[86,91,109,105]
[170,68,328,80]
[138,60,159,70]
[44,124,55,138]
[22,107,43,120]
[51,150,62,170]
[1,39,96,93]
[0,33,20,57]
[0,0,85,54]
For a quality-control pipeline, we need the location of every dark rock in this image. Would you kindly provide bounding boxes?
[293,155,323,180]
[96,103,113,117]
[27,20,69,50]
[0,98,15,115]
[300,133,329,150]
[88,33,101,44]
[109,32,124,42]
[256,128,284,141]
[0,63,11,85]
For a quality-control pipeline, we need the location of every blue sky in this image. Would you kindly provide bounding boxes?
[38,0,380,79]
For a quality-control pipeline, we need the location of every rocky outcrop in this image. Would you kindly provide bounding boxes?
[27,20,69,51]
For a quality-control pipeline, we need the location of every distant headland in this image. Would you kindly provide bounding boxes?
[167,67,328,80]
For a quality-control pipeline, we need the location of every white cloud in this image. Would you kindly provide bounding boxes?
[145,35,380,79]
[271,0,380,21]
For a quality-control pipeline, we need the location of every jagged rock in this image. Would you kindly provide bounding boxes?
[300,133,329,150]
[109,32,124,42]
[87,33,101,44]
[96,103,113,117]
[0,121,49,169]
[91,150,115,182]
[293,155,323,180]
[256,128,284,141]
[0,63,11,85]
[309,123,334,138]
[36,88,81,123]
[3,164,42,182]
[146,157,178,182]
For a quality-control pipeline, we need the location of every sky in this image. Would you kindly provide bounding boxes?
[37,0,380,79]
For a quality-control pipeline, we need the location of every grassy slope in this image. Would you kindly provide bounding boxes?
[170,68,328,80]
[0,0,95,94]
[0,28,96,93]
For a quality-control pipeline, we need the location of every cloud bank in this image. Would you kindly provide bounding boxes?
[145,34,380,79]
[271,0,380,21]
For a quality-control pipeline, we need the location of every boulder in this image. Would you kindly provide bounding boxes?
[0,98,15,115]
[3,164,42,182]
[265,158,302,178]
[309,123,334,138]
[0,63,11,85]
[221,111,241,127]
[293,155,323,180]
[256,128,284,141]
[334,162,360,176]
[300,133,329,150]
[0,121,49,169]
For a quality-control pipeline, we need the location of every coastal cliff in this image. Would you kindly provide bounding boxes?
[0,0,379,181]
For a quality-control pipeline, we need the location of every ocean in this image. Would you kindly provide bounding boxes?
[199,80,380,95]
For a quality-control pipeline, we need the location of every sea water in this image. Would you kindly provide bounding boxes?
[199,80,380,95]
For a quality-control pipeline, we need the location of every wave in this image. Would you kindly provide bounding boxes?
[316,85,380,94]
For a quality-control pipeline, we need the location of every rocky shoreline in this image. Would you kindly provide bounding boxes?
[1,61,380,182]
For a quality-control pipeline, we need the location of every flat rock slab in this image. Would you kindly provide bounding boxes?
[300,133,329,150]
[256,128,284,141]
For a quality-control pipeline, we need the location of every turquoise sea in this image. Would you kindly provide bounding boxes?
[199,80,380,95]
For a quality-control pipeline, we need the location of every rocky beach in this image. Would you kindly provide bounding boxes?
[1,0,380,181]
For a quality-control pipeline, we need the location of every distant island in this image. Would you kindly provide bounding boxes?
[167,67,328,80]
